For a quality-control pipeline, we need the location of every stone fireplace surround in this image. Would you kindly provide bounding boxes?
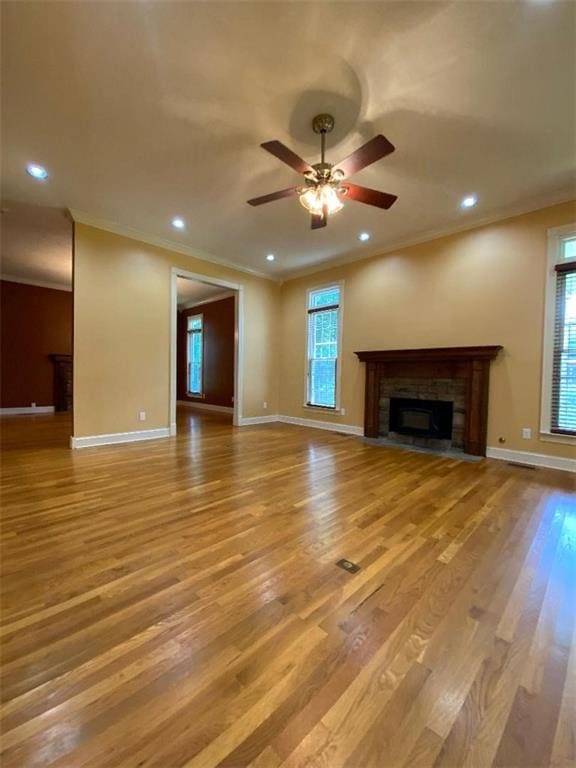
[355,346,503,456]
[380,378,466,451]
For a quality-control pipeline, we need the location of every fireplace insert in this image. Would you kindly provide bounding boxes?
[389,397,453,439]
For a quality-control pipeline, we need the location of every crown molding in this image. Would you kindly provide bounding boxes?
[0,274,72,292]
[68,193,575,287]
[69,209,278,283]
[278,192,576,283]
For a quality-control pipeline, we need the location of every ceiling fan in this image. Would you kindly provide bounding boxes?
[247,113,398,229]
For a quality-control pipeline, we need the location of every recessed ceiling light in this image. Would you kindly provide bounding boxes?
[171,217,185,230]
[460,195,477,209]
[266,254,275,261]
[358,232,370,242]
[26,163,48,180]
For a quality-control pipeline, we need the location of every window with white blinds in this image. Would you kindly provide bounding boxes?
[551,238,576,434]
[306,285,341,408]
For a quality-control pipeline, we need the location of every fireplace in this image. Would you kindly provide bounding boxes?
[355,346,503,456]
[389,397,453,439]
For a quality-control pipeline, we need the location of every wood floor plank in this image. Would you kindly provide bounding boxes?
[1,410,574,768]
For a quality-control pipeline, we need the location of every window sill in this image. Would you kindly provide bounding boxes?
[303,404,339,413]
[540,430,576,445]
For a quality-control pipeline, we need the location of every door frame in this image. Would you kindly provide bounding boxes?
[170,267,244,431]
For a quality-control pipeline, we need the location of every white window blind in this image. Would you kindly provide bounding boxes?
[551,238,576,434]
[307,285,341,408]
[187,315,203,395]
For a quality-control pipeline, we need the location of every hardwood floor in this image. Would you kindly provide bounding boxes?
[1,409,574,767]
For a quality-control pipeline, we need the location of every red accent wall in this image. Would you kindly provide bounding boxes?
[177,296,235,408]
[0,280,73,408]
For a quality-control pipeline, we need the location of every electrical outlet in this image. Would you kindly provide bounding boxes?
[263,401,268,409]
[522,427,532,439]
[139,411,146,422]
[340,407,346,416]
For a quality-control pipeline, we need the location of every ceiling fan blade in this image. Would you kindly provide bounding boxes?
[343,183,397,209]
[335,135,395,178]
[311,213,327,229]
[247,187,299,206]
[261,141,314,175]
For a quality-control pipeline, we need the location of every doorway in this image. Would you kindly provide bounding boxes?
[170,268,243,432]
[0,201,73,447]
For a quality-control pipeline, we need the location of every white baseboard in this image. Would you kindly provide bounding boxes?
[234,413,363,435]
[0,406,55,415]
[278,415,364,436]
[62,423,573,471]
[70,427,171,449]
[486,446,576,473]
[237,415,279,426]
[177,400,233,414]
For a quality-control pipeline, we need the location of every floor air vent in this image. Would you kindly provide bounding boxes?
[336,559,360,573]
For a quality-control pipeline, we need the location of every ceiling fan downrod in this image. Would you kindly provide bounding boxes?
[312,113,335,167]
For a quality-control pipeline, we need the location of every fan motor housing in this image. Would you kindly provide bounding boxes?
[312,114,335,134]
[310,161,333,181]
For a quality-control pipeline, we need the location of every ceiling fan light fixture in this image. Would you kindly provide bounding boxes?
[247,114,397,229]
[298,184,344,217]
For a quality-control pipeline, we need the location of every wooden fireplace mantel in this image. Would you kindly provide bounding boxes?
[354,346,503,456]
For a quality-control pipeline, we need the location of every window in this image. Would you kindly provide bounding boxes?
[542,227,576,438]
[306,284,341,408]
[552,237,576,433]
[187,314,203,395]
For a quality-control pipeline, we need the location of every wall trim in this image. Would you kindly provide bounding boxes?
[64,420,575,471]
[177,400,234,414]
[234,418,575,467]
[539,430,576,446]
[486,446,575,473]
[540,222,576,436]
[70,209,275,281]
[170,267,244,429]
[70,427,171,449]
[1,275,72,292]
[280,194,576,282]
[0,406,55,415]
[278,414,364,436]
[237,415,280,426]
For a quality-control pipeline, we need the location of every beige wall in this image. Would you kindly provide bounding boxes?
[73,224,280,437]
[75,203,576,461]
[279,200,576,460]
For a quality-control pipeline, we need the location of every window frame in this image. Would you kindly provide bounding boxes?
[304,281,344,412]
[186,313,204,398]
[540,223,576,443]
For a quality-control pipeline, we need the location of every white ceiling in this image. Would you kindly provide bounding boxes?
[1,1,575,281]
